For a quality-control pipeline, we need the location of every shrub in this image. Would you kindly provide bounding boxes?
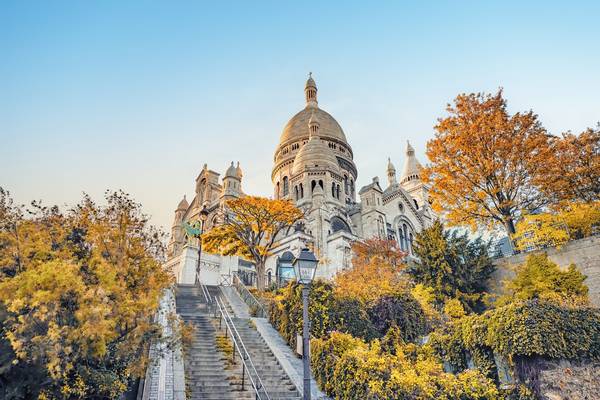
[368,292,427,342]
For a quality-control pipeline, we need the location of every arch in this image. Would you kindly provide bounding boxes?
[336,184,340,199]
[331,182,336,197]
[344,175,349,194]
[318,179,324,190]
[283,176,289,196]
[294,186,299,200]
[331,216,351,234]
[311,180,316,193]
[300,183,304,198]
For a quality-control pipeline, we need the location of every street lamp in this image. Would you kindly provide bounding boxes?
[292,248,319,400]
[195,204,209,286]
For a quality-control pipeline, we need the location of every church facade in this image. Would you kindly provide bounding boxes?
[166,75,434,285]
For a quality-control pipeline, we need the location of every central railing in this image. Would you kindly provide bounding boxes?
[200,282,271,400]
[232,272,268,318]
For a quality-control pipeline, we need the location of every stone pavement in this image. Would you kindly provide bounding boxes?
[220,285,329,400]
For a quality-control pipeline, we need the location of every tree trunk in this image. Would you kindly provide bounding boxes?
[504,216,518,254]
[255,259,266,290]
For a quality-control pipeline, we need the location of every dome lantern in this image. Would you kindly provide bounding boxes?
[305,72,318,106]
[387,157,397,186]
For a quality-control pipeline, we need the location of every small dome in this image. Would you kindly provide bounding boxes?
[177,195,189,211]
[387,157,396,172]
[292,136,339,176]
[225,162,237,178]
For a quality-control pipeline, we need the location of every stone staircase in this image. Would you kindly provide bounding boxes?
[176,284,253,400]
[176,284,301,400]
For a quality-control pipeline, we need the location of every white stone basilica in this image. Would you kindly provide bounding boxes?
[166,75,433,285]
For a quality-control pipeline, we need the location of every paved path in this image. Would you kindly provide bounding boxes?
[220,286,329,400]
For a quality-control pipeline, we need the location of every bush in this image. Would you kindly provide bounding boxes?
[311,332,499,399]
[368,292,428,342]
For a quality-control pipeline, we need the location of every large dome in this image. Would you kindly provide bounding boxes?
[280,107,347,145]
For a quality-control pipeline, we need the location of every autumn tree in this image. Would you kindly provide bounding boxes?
[536,125,600,204]
[410,220,495,311]
[334,238,407,304]
[0,188,175,399]
[202,196,303,290]
[423,89,553,240]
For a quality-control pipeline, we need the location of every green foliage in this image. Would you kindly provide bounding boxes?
[265,280,337,346]
[368,293,427,342]
[311,332,499,400]
[500,253,588,305]
[429,300,600,384]
[410,220,495,311]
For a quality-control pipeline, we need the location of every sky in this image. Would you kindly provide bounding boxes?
[2,1,600,231]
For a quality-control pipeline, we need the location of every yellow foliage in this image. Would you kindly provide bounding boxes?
[0,189,173,398]
[202,196,302,289]
[514,201,600,250]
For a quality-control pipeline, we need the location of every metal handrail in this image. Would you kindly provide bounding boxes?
[232,272,268,318]
[213,294,271,400]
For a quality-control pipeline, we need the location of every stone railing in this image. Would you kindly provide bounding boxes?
[232,272,269,318]
[141,289,186,400]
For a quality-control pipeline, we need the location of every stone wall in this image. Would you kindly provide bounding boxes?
[536,359,600,400]
[492,236,600,307]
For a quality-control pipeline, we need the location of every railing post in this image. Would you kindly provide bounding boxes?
[232,341,236,363]
[242,362,245,391]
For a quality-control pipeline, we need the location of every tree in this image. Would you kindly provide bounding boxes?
[423,89,553,239]
[202,196,303,290]
[410,220,495,311]
[513,201,600,250]
[536,125,600,204]
[334,238,407,304]
[500,253,588,306]
[0,189,175,399]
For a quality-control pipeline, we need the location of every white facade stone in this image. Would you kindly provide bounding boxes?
[166,76,434,284]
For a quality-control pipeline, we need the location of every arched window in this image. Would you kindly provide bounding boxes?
[336,184,340,199]
[318,180,324,190]
[331,216,351,233]
[398,226,405,251]
[403,224,409,253]
[331,182,336,197]
[300,183,304,198]
[295,186,299,200]
[311,180,316,193]
[350,179,355,196]
[344,175,349,194]
[413,199,419,209]
[276,182,280,199]
[283,176,289,196]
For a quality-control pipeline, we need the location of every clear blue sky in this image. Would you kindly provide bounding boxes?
[2,1,599,230]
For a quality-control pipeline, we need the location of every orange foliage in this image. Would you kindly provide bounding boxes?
[202,196,303,289]
[423,89,553,237]
[536,126,600,205]
[334,238,407,304]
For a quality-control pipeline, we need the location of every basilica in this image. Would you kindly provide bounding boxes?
[166,75,434,285]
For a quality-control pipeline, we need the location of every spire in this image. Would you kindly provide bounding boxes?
[305,72,318,106]
[400,140,423,185]
[177,194,189,211]
[308,112,320,138]
[235,161,243,179]
[387,157,397,186]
